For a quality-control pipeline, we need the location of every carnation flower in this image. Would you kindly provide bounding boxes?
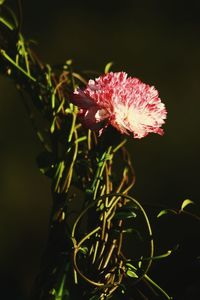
[71,72,167,139]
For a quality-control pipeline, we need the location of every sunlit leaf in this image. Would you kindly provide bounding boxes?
[126,262,137,269]
[157,209,177,218]
[125,262,138,278]
[66,59,72,65]
[114,210,137,220]
[181,199,194,211]
[79,246,88,255]
[126,269,138,278]
[104,61,113,74]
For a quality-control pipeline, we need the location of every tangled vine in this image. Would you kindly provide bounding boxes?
[1,2,191,299]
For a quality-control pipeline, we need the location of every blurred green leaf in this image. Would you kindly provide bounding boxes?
[126,263,138,278]
[104,61,113,74]
[126,262,137,269]
[114,210,137,220]
[126,269,138,278]
[36,151,55,177]
[50,274,69,300]
[56,274,69,300]
[79,246,88,255]
[181,199,194,211]
[65,59,72,66]
[157,209,177,218]
[125,262,138,278]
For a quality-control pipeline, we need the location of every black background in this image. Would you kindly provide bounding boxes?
[0,0,200,299]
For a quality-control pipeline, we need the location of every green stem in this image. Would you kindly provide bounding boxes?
[92,146,112,200]
[100,193,154,282]
[61,127,79,193]
[18,34,31,76]
[0,49,36,81]
[144,274,173,299]
[77,226,101,248]
[68,107,77,143]
[0,17,14,30]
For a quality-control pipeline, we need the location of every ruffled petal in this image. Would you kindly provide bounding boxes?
[71,72,167,139]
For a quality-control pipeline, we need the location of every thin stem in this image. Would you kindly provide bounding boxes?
[73,227,106,287]
[92,146,112,200]
[112,138,127,153]
[77,226,101,248]
[68,108,77,143]
[17,0,23,33]
[0,17,14,30]
[180,209,200,221]
[61,126,79,193]
[0,49,36,82]
[144,274,172,299]
[99,193,154,283]
[18,34,31,76]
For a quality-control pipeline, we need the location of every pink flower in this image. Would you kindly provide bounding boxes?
[71,72,167,139]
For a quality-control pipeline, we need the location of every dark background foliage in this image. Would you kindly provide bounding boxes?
[0,0,200,299]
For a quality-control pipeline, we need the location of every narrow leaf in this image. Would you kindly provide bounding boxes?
[114,209,137,220]
[104,61,113,74]
[157,209,177,218]
[181,199,194,211]
[126,270,138,278]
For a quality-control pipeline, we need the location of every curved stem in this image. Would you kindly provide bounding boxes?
[99,193,154,282]
[144,274,172,299]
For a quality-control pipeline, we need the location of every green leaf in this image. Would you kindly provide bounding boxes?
[66,59,72,66]
[125,262,138,278]
[157,209,177,218]
[122,228,143,240]
[104,61,113,74]
[114,210,137,220]
[126,269,138,278]
[79,246,88,255]
[181,199,194,211]
[51,274,69,300]
[126,262,137,269]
